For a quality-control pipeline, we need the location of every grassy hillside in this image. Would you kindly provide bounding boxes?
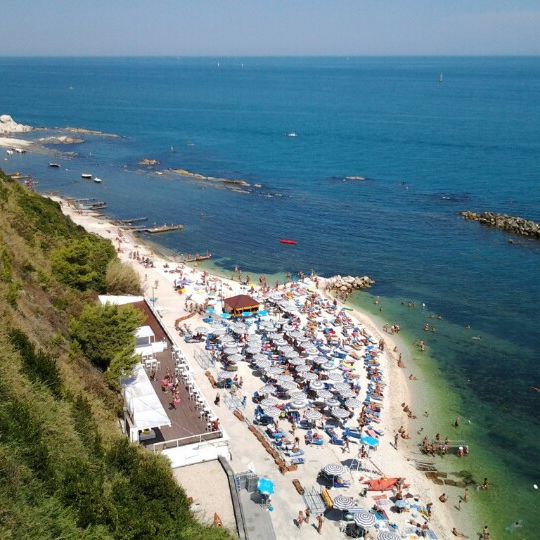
[0,172,230,540]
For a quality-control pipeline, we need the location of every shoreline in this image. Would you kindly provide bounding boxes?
[48,193,477,539]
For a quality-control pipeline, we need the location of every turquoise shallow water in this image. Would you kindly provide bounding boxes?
[1,56,539,536]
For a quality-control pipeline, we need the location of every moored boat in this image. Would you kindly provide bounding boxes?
[48,162,60,168]
[279,239,297,245]
[81,173,92,179]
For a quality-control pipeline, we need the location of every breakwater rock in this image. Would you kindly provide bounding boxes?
[0,114,32,135]
[460,211,540,239]
[39,135,84,145]
[324,275,375,293]
[139,158,159,166]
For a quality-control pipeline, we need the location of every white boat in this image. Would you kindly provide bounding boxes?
[81,173,92,179]
[48,162,60,168]
[286,132,298,138]
[6,149,14,156]
[14,147,26,154]
[93,177,102,184]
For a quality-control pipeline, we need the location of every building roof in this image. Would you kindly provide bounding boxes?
[223,294,259,311]
[136,325,155,339]
[98,295,144,306]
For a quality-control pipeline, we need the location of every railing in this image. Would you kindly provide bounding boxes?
[148,430,225,453]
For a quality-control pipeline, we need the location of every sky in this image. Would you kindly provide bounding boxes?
[1,0,540,56]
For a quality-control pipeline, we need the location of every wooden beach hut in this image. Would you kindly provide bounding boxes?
[223,294,260,317]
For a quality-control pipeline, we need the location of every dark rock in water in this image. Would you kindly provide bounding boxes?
[460,211,540,240]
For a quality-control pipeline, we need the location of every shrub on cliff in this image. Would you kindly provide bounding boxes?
[105,259,142,295]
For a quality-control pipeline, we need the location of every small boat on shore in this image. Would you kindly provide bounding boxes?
[6,149,14,156]
[81,173,92,179]
[279,239,297,245]
[137,224,184,234]
[93,177,102,183]
[117,217,148,224]
[183,252,212,263]
[48,163,60,168]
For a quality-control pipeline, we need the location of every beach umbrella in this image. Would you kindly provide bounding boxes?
[279,381,297,391]
[220,313,231,320]
[303,346,319,355]
[277,374,294,383]
[241,311,253,318]
[334,382,351,393]
[295,364,310,373]
[289,399,308,410]
[333,495,355,511]
[310,380,325,390]
[289,331,303,339]
[331,406,350,419]
[255,358,271,369]
[260,397,278,408]
[268,332,282,340]
[328,372,345,383]
[246,346,261,355]
[257,310,269,317]
[377,532,400,540]
[279,345,293,354]
[316,389,333,400]
[290,391,306,401]
[268,292,283,302]
[287,356,304,365]
[360,435,379,448]
[210,326,226,336]
[227,353,243,363]
[259,384,276,394]
[266,366,284,376]
[322,361,336,370]
[194,326,209,335]
[274,339,287,347]
[296,336,310,344]
[206,307,215,314]
[232,324,247,334]
[223,347,239,355]
[345,397,362,409]
[301,371,318,381]
[257,477,275,496]
[252,353,268,362]
[262,406,281,419]
[282,324,295,332]
[340,389,356,399]
[312,356,327,365]
[394,500,408,510]
[353,510,376,528]
[285,350,300,358]
[326,398,341,408]
[304,409,322,422]
[322,464,346,477]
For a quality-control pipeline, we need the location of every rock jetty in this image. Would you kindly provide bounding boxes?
[0,114,32,135]
[39,135,84,145]
[324,275,375,294]
[460,211,540,239]
[139,158,159,166]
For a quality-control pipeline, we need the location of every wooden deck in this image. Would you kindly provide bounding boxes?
[132,301,217,448]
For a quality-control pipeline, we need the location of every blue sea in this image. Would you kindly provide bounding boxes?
[1,57,539,537]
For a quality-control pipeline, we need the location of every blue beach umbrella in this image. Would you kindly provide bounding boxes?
[242,311,253,317]
[206,307,215,314]
[220,313,231,320]
[360,435,379,448]
[258,310,269,317]
[257,477,275,495]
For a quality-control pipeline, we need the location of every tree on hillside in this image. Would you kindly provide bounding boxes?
[51,237,116,292]
[70,303,144,383]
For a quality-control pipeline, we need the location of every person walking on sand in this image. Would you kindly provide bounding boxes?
[394,432,399,449]
[296,510,305,528]
[214,393,220,406]
[316,514,324,534]
[305,507,311,523]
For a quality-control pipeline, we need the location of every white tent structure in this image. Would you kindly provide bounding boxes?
[121,364,171,443]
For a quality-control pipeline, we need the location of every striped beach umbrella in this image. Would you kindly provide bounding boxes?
[304,409,322,422]
[252,353,268,362]
[345,397,362,409]
[227,353,243,363]
[325,398,341,408]
[301,371,318,381]
[223,347,239,355]
[328,372,345,382]
[274,339,287,347]
[262,406,281,419]
[210,326,226,336]
[277,374,294,383]
[285,350,301,359]
[312,356,327,365]
[255,358,271,369]
[279,380,297,391]
[246,346,261,355]
[340,389,356,399]
[316,389,333,400]
[265,366,284,376]
[288,356,304,365]
[295,364,310,373]
[322,463,346,476]
[289,399,308,410]
[259,384,276,395]
[334,382,351,393]
[377,532,400,540]
[331,406,350,419]
[322,361,336,370]
[290,391,306,401]
[353,510,376,528]
[333,495,355,511]
[260,397,278,408]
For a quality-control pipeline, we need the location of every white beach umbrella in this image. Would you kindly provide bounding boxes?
[312,356,327,365]
[289,399,308,410]
[303,346,319,355]
[290,391,306,400]
[333,495,355,511]
[334,382,352,393]
[252,353,268,362]
[194,326,209,335]
[288,356,304,365]
[282,324,295,332]
[377,532,400,540]
[210,326,226,336]
[345,397,362,409]
[304,409,322,422]
[279,380,297,391]
[277,374,294,383]
[260,397,278,408]
[246,346,262,355]
[353,510,376,528]
[227,353,243,363]
[310,380,325,390]
[328,372,345,383]
[322,361,337,370]
[339,389,356,399]
[325,398,341,408]
[322,463,346,476]
[223,347,239,355]
[295,364,310,373]
[255,358,271,369]
[316,389,333,400]
[301,371,318,381]
[259,384,276,395]
[265,366,284,376]
[274,339,288,347]
[331,406,350,419]
[288,331,304,339]
[262,406,281,419]
[279,345,293,354]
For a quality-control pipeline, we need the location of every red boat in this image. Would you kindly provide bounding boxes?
[279,239,297,245]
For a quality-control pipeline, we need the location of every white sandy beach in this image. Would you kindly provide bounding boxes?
[48,196,475,540]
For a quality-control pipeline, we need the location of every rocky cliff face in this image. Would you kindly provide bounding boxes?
[460,211,540,239]
[0,114,33,135]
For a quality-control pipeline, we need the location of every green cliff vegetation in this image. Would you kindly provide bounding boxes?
[0,172,230,540]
